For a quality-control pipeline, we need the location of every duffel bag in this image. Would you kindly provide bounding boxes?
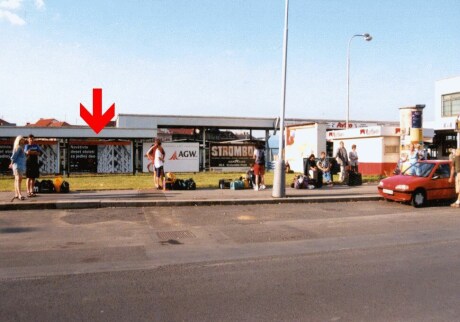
[230,180,244,190]
[219,179,231,189]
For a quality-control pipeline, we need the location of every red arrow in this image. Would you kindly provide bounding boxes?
[80,88,115,134]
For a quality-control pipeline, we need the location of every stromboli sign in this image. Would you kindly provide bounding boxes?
[210,143,256,171]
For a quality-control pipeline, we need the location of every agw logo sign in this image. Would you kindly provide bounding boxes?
[169,150,198,160]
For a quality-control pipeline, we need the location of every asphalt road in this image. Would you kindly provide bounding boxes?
[1,201,460,321]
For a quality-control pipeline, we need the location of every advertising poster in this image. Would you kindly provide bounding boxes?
[0,140,59,174]
[411,110,423,128]
[0,141,12,174]
[285,126,318,173]
[39,141,60,174]
[70,144,98,173]
[142,142,199,173]
[97,142,132,173]
[210,143,255,171]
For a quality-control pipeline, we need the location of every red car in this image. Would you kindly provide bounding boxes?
[377,160,456,207]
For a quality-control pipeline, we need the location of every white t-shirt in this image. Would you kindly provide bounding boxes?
[154,148,165,168]
[253,148,264,165]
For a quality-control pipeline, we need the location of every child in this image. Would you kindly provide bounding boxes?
[317,151,333,185]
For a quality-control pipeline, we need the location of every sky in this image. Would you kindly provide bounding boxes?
[1,0,459,126]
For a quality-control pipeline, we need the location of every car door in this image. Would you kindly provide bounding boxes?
[431,163,455,200]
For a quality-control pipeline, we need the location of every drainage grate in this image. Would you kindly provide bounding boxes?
[156,230,196,240]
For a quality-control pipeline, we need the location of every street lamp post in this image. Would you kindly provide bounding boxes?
[346,33,372,130]
[272,0,289,198]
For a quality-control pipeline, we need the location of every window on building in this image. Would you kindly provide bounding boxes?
[442,92,460,117]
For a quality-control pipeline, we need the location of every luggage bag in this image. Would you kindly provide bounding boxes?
[219,179,231,189]
[230,180,244,190]
[348,171,362,186]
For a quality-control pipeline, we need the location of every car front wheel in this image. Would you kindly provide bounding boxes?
[412,189,426,208]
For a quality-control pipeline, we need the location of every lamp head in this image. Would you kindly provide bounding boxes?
[363,33,372,41]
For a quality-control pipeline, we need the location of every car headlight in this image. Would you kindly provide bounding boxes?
[395,184,409,191]
[378,181,384,187]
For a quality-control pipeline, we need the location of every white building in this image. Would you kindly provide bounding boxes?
[431,76,460,158]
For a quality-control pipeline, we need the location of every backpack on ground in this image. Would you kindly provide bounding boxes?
[219,179,231,189]
[39,179,55,193]
[53,176,63,193]
[164,181,174,190]
[184,178,196,190]
[33,180,41,193]
[60,181,70,193]
[294,175,309,189]
[173,179,187,190]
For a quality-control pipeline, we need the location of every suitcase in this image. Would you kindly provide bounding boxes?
[230,180,244,190]
[348,171,362,186]
[219,179,231,189]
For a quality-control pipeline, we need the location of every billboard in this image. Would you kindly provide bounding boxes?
[210,143,255,171]
[70,140,132,173]
[0,140,59,174]
[40,141,60,174]
[142,142,199,173]
[0,140,12,174]
[70,144,98,173]
[285,125,320,173]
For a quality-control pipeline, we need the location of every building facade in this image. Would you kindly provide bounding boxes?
[430,76,460,158]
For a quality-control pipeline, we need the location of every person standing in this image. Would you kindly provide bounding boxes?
[416,144,426,160]
[9,135,27,200]
[253,143,266,191]
[408,143,419,165]
[349,144,359,173]
[449,148,460,207]
[145,139,159,187]
[317,151,333,185]
[24,134,43,197]
[335,141,349,183]
[407,143,419,175]
[154,140,165,190]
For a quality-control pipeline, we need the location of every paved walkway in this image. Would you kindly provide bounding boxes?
[0,183,381,211]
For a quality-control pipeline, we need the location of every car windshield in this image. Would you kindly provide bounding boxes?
[402,162,434,177]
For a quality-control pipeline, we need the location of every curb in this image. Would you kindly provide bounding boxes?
[0,195,383,211]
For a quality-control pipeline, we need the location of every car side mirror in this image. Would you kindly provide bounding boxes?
[432,175,440,180]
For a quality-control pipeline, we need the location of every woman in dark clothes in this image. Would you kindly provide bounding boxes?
[24,134,43,197]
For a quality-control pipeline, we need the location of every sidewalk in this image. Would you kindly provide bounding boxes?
[0,183,381,211]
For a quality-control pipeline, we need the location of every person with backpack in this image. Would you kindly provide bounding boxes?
[253,143,266,191]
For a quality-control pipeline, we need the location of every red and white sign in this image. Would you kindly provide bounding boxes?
[142,142,199,173]
[326,126,401,140]
[327,122,378,129]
